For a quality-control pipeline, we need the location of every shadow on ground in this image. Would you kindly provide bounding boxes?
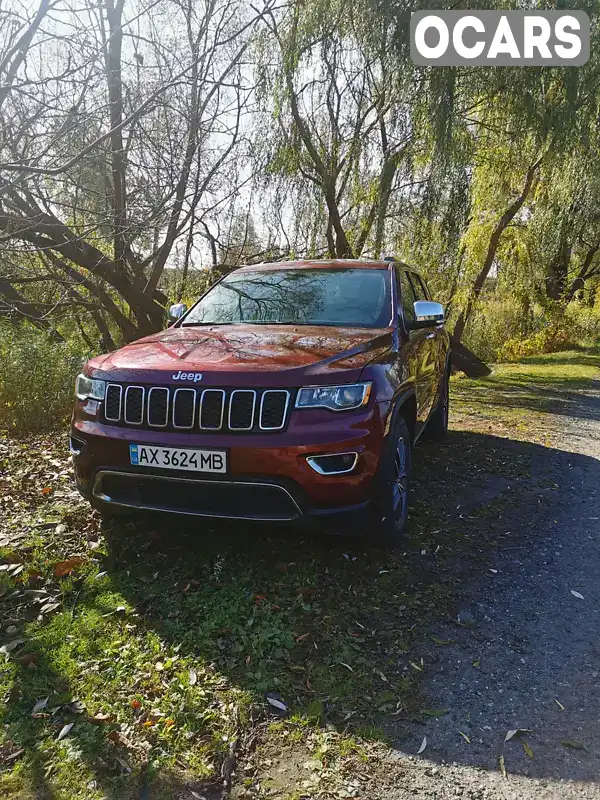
[453,350,600,422]
[97,428,600,790]
[3,385,600,797]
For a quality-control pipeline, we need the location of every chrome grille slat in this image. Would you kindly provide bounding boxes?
[228,389,257,431]
[105,384,122,422]
[147,387,169,427]
[199,389,225,430]
[259,390,290,430]
[172,388,196,429]
[106,384,291,432]
[124,386,144,425]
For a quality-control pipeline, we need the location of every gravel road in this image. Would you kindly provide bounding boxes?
[370,379,600,798]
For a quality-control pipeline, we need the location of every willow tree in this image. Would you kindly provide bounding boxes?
[253,0,429,259]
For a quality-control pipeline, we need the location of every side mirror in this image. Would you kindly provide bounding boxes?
[407,300,445,330]
[168,303,188,323]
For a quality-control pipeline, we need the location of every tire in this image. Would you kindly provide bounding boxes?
[425,368,449,441]
[371,415,412,547]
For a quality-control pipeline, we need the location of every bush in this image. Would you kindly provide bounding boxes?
[497,325,572,361]
[465,293,600,363]
[0,325,92,435]
[463,297,539,363]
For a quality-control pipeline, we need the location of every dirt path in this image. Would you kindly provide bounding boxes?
[368,364,600,798]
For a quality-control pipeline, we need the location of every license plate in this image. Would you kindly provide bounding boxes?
[130,444,226,473]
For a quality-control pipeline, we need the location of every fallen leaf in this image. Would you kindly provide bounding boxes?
[505,728,531,742]
[409,661,423,672]
[430,636,456,646]
[555,699,565,711]
[295,633,310,642]
[266,696,288,712]
[108,730,132,748]
[522,741,534,759]
[114,756,132,773]
[54,558,85,578]
[339,662,354,672]
[88,712,112,724]
[57,723,74,741]
[1,748,25,764]
[417,736,427,755]
[303,758,323,771]
[472,658,481,668]
[17,653,37,667]
[422,708,449,718]
[31,697,49,715]
[41,487,53,495]
[189,669,197,686]
[39,601,61,615]
[155,662,164,672]
[296,587,317,597]
[570,590,584,600]
[130,700,141,711]
[561,739,588,751]
[459,731,471,744]
[498,755,507,779]
[0,639,24,655]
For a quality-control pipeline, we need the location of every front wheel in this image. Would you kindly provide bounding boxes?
[371,417,412,547]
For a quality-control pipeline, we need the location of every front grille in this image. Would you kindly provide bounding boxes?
[102,384,291,433]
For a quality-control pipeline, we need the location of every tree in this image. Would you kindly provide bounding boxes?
[0,0,265,343]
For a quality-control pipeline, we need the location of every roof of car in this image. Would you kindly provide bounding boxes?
[236,258,417,273]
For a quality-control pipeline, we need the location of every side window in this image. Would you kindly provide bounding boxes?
[409,273,429,301]
[398,270,416,322]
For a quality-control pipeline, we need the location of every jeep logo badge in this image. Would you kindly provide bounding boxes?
[172,370,203,382]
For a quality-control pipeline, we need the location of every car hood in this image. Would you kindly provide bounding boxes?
[88,324,393,386]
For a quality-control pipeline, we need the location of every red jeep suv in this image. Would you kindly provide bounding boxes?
[71,259,450,544]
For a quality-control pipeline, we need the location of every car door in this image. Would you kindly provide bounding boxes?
[397,268,432,427]
[409,272,440,419]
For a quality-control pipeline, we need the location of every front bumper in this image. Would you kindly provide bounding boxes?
[70,403,387,523]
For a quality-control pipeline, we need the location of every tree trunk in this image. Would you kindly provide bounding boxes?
[563,240,600,305]
[453,157,542,343]
[546,237,571,300]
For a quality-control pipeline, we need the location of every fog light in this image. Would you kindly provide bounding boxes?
[306,452,358,475]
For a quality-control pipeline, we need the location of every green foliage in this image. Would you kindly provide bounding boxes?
[0,324,92,435]
[465,296,600,363]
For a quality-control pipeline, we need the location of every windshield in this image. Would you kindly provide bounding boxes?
[183,268,392,328]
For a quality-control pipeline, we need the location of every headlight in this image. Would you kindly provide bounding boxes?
[295,382,372,411]
[75,374,106,401]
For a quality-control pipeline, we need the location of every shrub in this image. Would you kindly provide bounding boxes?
[497,325,572,361]
[465,293,600,363]
[0,325,92,435]
[463,297,539,363]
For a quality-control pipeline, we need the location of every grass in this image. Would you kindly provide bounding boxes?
[0,444,430,799]
[0,349,598,798]
[452,349,600,441]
